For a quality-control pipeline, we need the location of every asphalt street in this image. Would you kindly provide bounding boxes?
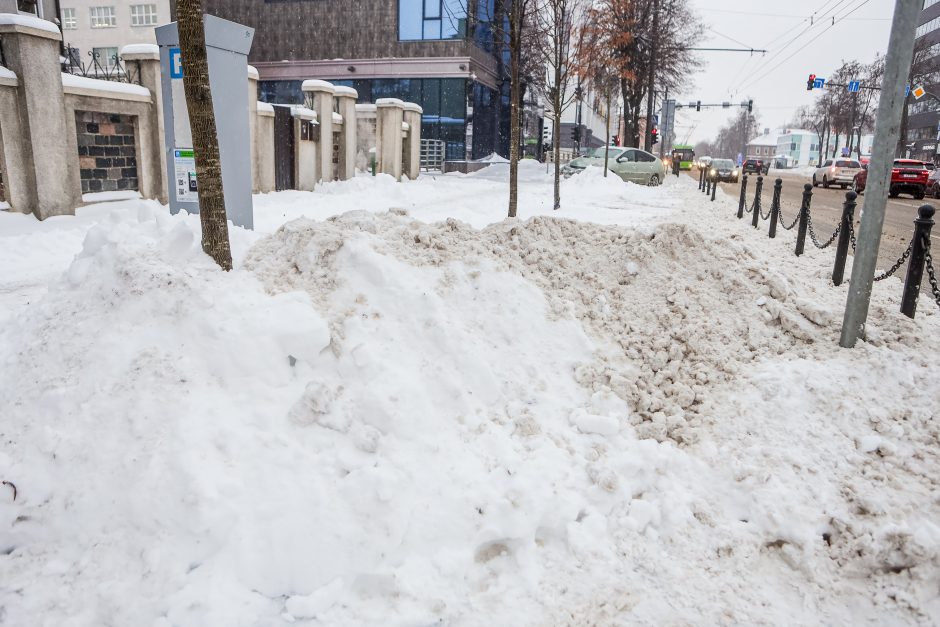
[701,169,933,282]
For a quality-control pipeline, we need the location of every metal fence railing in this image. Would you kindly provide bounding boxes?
[420,139,445,171]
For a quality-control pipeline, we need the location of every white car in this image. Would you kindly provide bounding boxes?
[812,158,862,190]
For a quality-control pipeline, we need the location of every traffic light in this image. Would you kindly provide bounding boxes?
[651,127,659,145]
[747,100,753,113]
[696,100,701,112]
[612,135,620,146]
[807,74,816,91]
[571,127,581,143]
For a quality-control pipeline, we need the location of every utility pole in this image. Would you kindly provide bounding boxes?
[644,0,659,152]
[841,0,921,348]
[659,87,668,158]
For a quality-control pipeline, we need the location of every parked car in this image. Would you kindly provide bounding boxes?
[607,148,666,186]
[927,169,940,198]
[813,158,862,189]
[852,159,929,199]
[925,162,936,171]
[698,156,712,169]
[562,146,628,176]
[708,158,739,183]
[742,158,769,175]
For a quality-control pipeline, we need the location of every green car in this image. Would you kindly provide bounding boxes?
[608,147,666,186]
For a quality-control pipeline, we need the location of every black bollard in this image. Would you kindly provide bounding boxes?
[900,204,936,318]
[705,174,710,195]
[768,178,782,239]
[711,173,718,202]
[751,176,763,228]
[700,168,705,191]
[795,183,813,256]
[832,191,858,286]
[737,175,748,219]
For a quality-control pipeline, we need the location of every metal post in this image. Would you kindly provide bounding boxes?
[711,173,717,202]
[751,175,763,228]
[900,205,936,318]
[704,174,709,195]
[768,178,782,238]
[841,0,921,347]
[699,166,704,191]
[832,191,857,286]
[737,174,748,219]
[795,183,813,256]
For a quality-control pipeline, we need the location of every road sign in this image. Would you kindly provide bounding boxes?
[913,85,926,99]
[813,77,826,89]
[905,85,911,96]
[848,80,860,93]
[169,47,183,78]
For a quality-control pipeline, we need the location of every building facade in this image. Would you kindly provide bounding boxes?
[199,0,511,160]
[776,129,819,167]
[56,1,170,73]
[908,0,940,163]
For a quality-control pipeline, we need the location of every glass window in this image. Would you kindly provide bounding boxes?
[400,0,467,41]
[258,80,303,105]
[93,46,118,68]
[61,7,77,29]
[130,4,158,26]
[89,6,116,28]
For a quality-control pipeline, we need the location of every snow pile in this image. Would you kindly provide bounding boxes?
[1,174,939,625]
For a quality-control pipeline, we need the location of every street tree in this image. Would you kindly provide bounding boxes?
[176,0,232,270]
[531,0,587,209]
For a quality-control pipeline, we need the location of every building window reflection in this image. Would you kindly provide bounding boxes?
[399,0,468,41]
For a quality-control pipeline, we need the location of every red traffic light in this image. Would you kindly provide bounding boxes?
[807,74,816,91]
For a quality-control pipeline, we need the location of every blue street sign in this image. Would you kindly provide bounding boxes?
[813,77,825,89]
[169,47,183,79]
[906,85,911,96]
[848,80,860,93]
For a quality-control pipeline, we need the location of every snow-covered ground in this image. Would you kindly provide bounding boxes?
[1,163,938,626]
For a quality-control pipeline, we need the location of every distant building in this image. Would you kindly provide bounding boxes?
[776,129,820,167]
[746,130,779,159]
[57,1,170,74]
[908,0,940,163]
[198,0,511,161]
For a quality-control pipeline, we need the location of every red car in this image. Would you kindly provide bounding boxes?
[853,159,929,199]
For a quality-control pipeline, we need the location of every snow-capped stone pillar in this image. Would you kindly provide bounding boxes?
[121,44,166,203]
[302,79,335,183]
[402,102,423,180]
[376,98,404,181]
[247,64,260,192]
[333,86,358,181]
[0,13,81,218]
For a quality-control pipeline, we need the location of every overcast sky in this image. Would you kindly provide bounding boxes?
[678,0,896,146]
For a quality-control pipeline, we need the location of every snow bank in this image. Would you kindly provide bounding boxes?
[1,173,939,625]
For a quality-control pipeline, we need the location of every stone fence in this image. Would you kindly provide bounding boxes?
[0,12,422,220]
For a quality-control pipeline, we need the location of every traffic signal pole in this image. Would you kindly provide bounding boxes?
[840,0,921,348]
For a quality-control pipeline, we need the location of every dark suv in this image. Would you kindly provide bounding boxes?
[742,158,769,175]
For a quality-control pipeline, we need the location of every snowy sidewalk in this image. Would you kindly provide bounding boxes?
[1,164,938,626]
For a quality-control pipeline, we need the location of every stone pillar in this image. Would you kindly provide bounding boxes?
[376,98,404,181]
[0,71,31,212]
[402,102,423,180]
[333,86,358,181]
[302,79,334,183]
[355,104,377,172]
[247,65,260,192]
[0,13,81,218]
[121,44,167,203]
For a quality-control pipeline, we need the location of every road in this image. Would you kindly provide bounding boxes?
[702,169,933,280]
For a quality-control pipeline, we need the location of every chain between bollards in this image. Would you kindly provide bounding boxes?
[768,178,782,238]
[795,183,813,256]
[737,174,748,219]
[900,204,936,318]
[751,176,763,228]
[832,191,858,286]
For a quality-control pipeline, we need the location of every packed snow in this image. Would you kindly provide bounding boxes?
[1,163,938,625]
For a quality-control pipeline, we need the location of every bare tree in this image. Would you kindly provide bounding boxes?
[507,0,535,218]
[176,0,232,270]
[531,0,586,209]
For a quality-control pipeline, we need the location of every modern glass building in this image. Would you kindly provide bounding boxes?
[200,0,511,160]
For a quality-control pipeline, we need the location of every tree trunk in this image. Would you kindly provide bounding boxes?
[603,91,612,176]
[644,0,659,151]
[508,0,523,218]
[176,0,232,271]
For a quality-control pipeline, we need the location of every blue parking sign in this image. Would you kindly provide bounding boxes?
[169,47,183,79]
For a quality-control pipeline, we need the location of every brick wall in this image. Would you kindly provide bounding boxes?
[75,111,139,194]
